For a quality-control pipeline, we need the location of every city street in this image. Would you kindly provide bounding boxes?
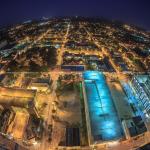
[57,22,71,66]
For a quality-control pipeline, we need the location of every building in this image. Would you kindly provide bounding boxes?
[0,86,39,117]
[122,116,147,139]
[0,40,7,49]
[131,75,150,117]
[82,71,124,145]
[0,86,40,140]
[6,112,29,139]
[0,133,27,150]
[28,82,49,92]
[61,65,85,71]
[27,77,51,92]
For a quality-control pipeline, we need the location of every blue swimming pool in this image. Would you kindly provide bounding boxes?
[83,71,124,141]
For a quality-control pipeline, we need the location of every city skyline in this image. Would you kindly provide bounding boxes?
[0,0,150,30]
[0,1,150,150]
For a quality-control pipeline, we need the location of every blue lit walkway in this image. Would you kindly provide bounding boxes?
[83,71,124,141]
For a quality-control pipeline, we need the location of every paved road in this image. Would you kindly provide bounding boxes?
[57,22,70,66]
[38,76,58,150]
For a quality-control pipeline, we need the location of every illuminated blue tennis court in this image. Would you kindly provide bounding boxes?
[83,71,124,141]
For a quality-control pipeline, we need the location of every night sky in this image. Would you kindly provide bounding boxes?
[0,0,150,30]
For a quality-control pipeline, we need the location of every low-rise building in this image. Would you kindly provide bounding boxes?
[0,86,39,117]
[0,40,7,49]
[131,75,150,117]
[27,77,51,92]
[28,82,50,92]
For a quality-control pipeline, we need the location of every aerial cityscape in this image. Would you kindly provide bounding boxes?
[0,1,150,150]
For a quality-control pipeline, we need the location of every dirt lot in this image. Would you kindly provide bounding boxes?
[57,90,81,124]
[50,82,81,148]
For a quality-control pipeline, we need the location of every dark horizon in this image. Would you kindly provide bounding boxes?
[0,0,150,30]
[0,16,149,32]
